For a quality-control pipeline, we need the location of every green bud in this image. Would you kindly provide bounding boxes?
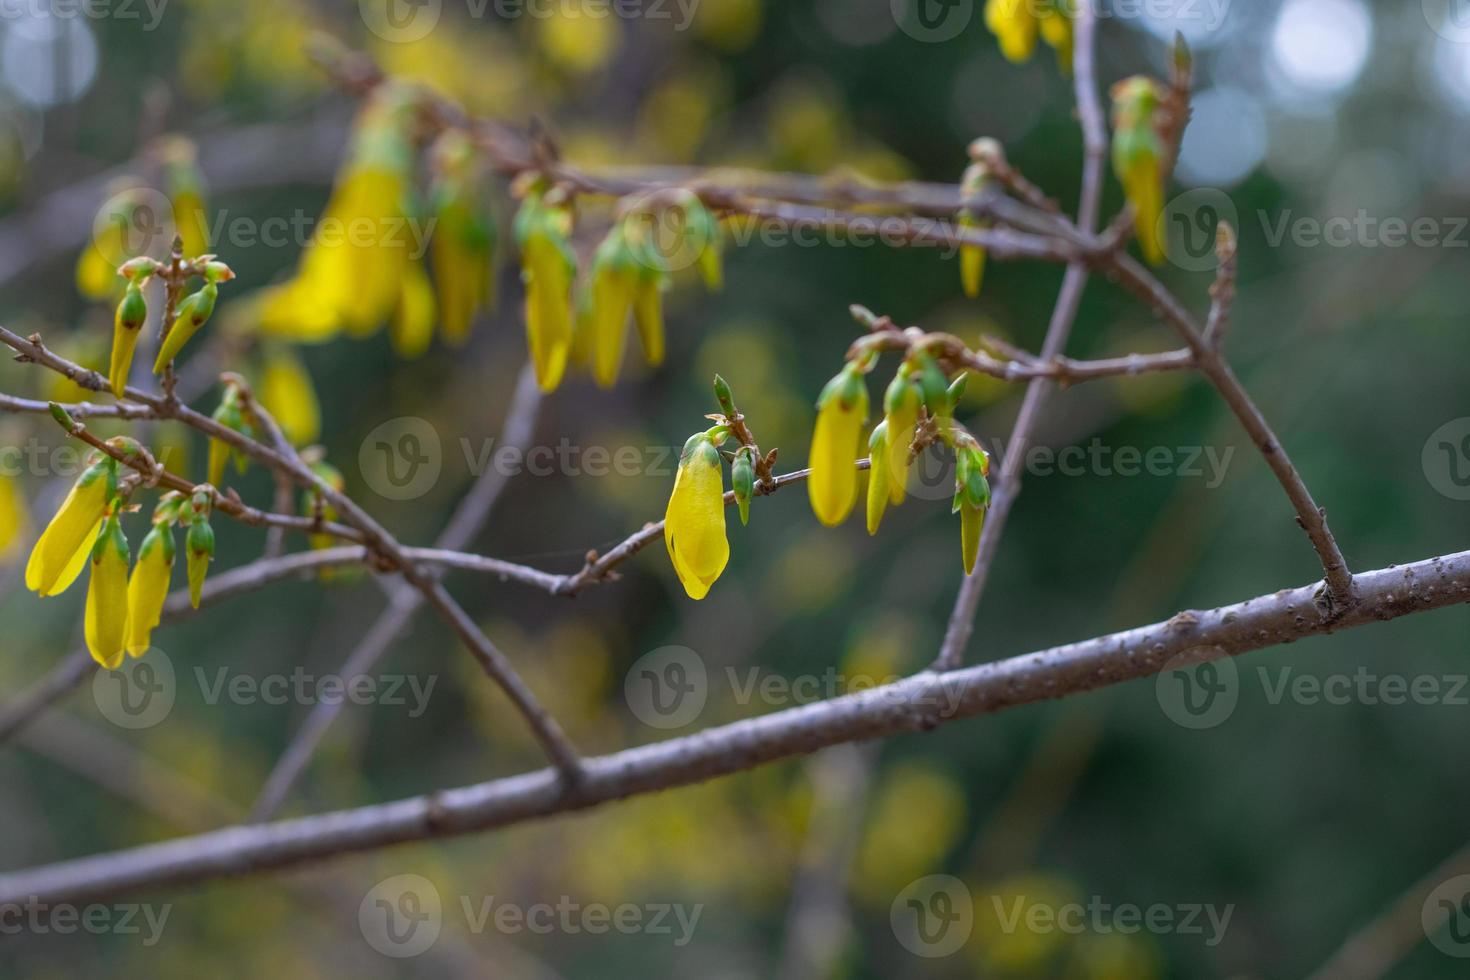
[713,374,735,418]
[185,516,215,609]
[731,448,754,526]
[48,401,77,431]
[914,354,951,418]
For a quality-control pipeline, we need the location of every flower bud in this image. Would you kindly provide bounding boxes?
[109,282,148,398]
[185,515,214,609]
[664,433,729,599]
[731,447,754,527]
[153,280,218,372]
[808,364,869,527]
[125,523,175,656]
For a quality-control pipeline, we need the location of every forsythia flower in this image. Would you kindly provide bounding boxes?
[953,440,992,575]
[0,470,27,557]
[185,511,215,609]
[808,363,869,527]
[258,345,321,446]
[515,190,577,392]
[429,131,496,348]
[881,368,923,506]
[588,222,639,387]
[109,281,148,398]
[664,432,729,600]
[76,183,147,302]
[84,514,130,669]
[866,421,890,536]
[1111,76,1168,266]
[162,136,210,260]
[957,138,1004,299]
[984,0,1072,72]
[154,278,220,372]
[25,457,115,597]
[125,522,175,657]
[391,261,436,358]
[208,382,254,487]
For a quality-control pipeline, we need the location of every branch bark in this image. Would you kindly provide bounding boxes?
[2,547,1465,907]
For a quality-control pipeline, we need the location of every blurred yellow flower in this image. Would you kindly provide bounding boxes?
[808,364,868,527]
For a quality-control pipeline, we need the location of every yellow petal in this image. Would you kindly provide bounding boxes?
[961,502,986,575]
[125,548,172,657]
[664,448,729,599]
[590,269,634,388]
[633,279,665,367]
[523,237,572,392]
[392,262,436,358]
[259,347,321,446]
[960,244,986,299]
[85,536,130,669]
[0,474,27,557]
[808,401,863,527]
[25,473,110,596]
[1124,160,1165,265]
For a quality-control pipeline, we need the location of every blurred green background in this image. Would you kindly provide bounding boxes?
[0,0,1468,976]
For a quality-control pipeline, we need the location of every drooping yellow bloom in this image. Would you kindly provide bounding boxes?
[84,515,130,670]
[0,472,27,557]
[588,227,638,387]
[429,132,496,348]
[207,384,252,488]
[985,0,1038,63]
[25,458,115,597]
[882,371,922,506]
[258,346,321,446]
[109,282,148,398]
[185,515,214,609]
[664,434,729,600]
[125,523,175,657]
[808,365,869,527]
[632,272,666,369]
[959,214,987,298]
[866,421,890,536]
[391,261,436,359]
[153,281,218,372]
[984,0,1072,72]
[516,192,577,392]
[162,137,210,260]
[1111,76,1168,266]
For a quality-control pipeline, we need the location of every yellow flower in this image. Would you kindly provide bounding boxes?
[185,516,214,609]
[153,281,218,372]
[1038,4,1074,73]
[125,523,174,657]
[985,0,1038,63]
[84,515,130,670]
[959,214,987,298]
[0,471,27,557]
[632,270,666,369]
[1112,76,1168,266]
[808,365,869,527]
[258,346,321,446]
[109,282,148,398]
[664,434,729,600]
[391,261,436,359]
[882,371,922,506]
[25,458,114,597]
[429,132,496,348]
[516,194,576,392]
[588,227,638,387]
[866,421,889,536]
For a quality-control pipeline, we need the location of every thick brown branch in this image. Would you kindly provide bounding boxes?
[1,548,1465,907]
